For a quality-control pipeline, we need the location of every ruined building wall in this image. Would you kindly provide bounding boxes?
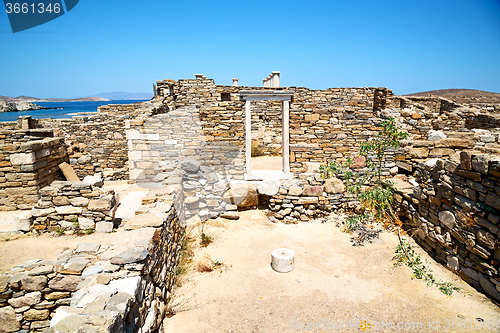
[395,153,500,301]
[0,132,68,210]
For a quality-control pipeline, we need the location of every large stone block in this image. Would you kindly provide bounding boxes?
[408,148,429,159]
[0,306,20,332]
[324,177,345,194]
[257,180,279,196]
[434,138,474,149]
[224,182,258,207]
[10,152,36,165]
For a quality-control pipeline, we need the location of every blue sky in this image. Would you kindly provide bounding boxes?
[1,0,499,98]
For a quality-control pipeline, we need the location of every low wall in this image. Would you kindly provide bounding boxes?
[27,181,117,233]
[0,186,185,333]
[395,152,500,301]
[0,137,68,210]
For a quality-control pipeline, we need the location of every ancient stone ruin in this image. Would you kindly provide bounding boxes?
[0,74,499,332]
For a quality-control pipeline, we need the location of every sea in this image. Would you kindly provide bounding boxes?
[0,100,148,122]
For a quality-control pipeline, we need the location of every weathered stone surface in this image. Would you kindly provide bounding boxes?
[24,308,50,321]
[479,274,500,300]
[485,193,500,210]
[28,265,53,276]
[7,291,42,308]
[123,214,163,230]
[453,195,475,211]
[78,217,95,230]
[21,275,47,291]
[408,148,429,159]
[288,185,303,196]
[225,182,258,207]
[111,247,149,265]
[429,148,455,157]
[59,162,80,182]
[180,159,201,173]
[55,206,83,215]
[351,155,366,169]
[303,185,323,196]
[446,256,459,271]
[77,155,92,165]
[298,197,319,205]
[75,242,101,254]
[88,198,114,211]
[438,210,455,229]
[0,306,20,332]
[82,174,102,187]
[472,154,491,175]
[95,222,113,233]
[323,178,345,194]
[477,229,496,249]
[53,196,71,206]
[434,138,474,149]
[427,130,446,141]
[220,211,240,220]
[10,152,36,165]
[257,180,279,196]
[48,275,82,291]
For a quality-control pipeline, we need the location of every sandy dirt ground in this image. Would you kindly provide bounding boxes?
[164,210,500,333]
[251,156,282,171]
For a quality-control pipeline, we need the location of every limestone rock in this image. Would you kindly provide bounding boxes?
[427,130,446,141]
[21,275,47,291]
[0,306,21,332]
[77,155,92,164]
[8,291,42,308]
[224,182,258,208]
[438,211,455,229]
[479,274,500,300]
[48,274,82,291]
[323,178,345,194]
[88,198,113,211]
[78,217,95,230]
[123,213,163,230]
[257,180,279,196]
[220,212,240,220]
[471,154,491,175]
[75,242,101,254]
[288,185,303,196]
[408,148,429,159]
[111,247,149,265]
[55,206,83,215]
[180,159,200,173]
[95,222,114,233]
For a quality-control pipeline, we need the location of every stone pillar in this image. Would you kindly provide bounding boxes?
[232,78,239,87]
[282,100,290,173]
[195,74,203,80]
[202,76,207,80]
[245,100,252,174]
[263,79,266,87]
[272,71,280,88]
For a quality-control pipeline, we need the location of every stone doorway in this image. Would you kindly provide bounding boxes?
[239,90,294,180]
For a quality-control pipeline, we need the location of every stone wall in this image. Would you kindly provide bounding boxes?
[27,181,117,233]
[395,153,500,301]
[0,186,185,333]
[0,137,68,210]
[39,101,163,181]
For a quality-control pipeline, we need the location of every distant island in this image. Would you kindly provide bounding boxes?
[0,95,109,103]
[0,100,49,113]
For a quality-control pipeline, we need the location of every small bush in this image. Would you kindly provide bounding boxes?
[251,143,265,157]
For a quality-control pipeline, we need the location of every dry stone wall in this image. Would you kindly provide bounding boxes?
[395,153,500,301]
[28,181,117,233]
[0,186,185,333]
[0,136,68,210]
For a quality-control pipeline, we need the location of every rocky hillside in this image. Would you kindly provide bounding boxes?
[0,95,108,102]
[0,101,47,112]
[405,89,500,105]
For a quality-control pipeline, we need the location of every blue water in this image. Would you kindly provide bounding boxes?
[0,100,148,122]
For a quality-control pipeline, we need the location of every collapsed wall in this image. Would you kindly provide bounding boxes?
[0,185,185,333]
[0,129,68,210]
[395,153,500,301]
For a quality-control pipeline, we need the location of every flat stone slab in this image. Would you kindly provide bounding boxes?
[74,243,101,254]
[115,191,149,222]
[59,162,80,182]
[122,213,164,230]
[110,247,149,265]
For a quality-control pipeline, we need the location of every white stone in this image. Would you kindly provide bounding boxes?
[126,129,141,140]
[439,210,455,229]
[424,158,439,168]
[78,217,95,230]
[140,133,160,141]
[10,152,36,165]
[271,248,294,273]
[50,306,84,327]
[82,174,102,187]
[13,211,32,232]
[446,256,459,271]
[257,180,280,196]
[55,206,83,215]
[108,276,141,296]
[427,130,446,141]
[95,222,113,233]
